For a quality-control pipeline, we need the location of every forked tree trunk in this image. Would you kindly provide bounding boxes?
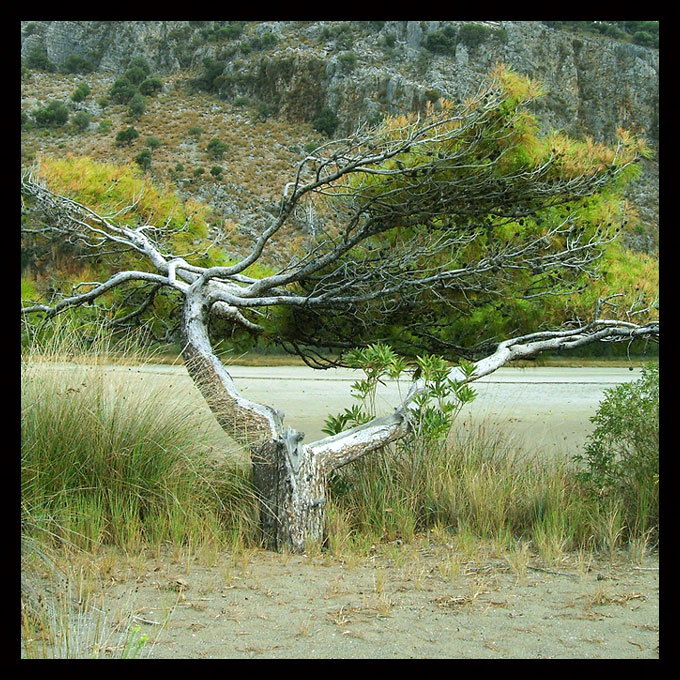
[180,287,352,552]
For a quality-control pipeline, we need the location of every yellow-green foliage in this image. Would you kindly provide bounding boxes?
[22,156,223,313]
[35,155,211,254]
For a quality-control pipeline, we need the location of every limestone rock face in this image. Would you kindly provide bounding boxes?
[21,20,658,246]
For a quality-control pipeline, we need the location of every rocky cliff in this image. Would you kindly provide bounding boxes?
[21,20,659,248]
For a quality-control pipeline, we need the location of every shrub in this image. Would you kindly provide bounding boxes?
[72,110,91,132]
[135,147,152,171]
[71,81,91,103]
[115,126,139,146]
[313,107,340,137]
[138,76,163,96]
[25,46,56,72]
[63,54,93,74]
[125,65,147,86]
[127,92,147,119]
[108,77,137,104]
[423,29,456,55]
[573,364,659,534]
[338,51,358,72]
[32,100,69,127]
[458,23,491,49]
[206,137,228,159]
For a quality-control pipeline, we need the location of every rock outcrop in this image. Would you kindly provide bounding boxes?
[21,20,658,248]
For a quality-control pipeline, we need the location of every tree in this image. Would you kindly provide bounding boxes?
[21,67,658,553]
[128,92,147,119]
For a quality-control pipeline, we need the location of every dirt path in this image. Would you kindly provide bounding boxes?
[96,539,658,659]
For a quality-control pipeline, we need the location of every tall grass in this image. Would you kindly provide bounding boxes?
[21,325,260,554]
[21,325,262,657]
[327,419,658,561]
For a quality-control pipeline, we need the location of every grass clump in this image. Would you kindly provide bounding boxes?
[21,325,259,555]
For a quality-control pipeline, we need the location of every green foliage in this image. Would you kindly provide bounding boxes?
[286,66,656,363]
[195,56,225,92]
[70,81,91,103]
[573,365,659,535]
[32,100,69,127]
[115,126,139,146]
[63,53,94,74]
[21,157,214,320]
[138,76,163,96]
[338,51,358,72]
[134,147,152,171]
[542,21,658,49]
[24,46,56,72]
[108,76,137,104]
[423,25,457,54]
[127,92,147,119]
[458,23,492,48]
[313,107,340,137]
[322,343,476,444]
[71,110,91,132]
[206,137,228,158]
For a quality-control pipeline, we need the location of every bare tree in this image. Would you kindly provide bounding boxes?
[21,71,658,552]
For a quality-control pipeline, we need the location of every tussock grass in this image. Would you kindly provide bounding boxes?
[21,327,260,556]
[326,419,658,563]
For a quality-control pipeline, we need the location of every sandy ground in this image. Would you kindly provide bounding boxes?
[86,538,658,659]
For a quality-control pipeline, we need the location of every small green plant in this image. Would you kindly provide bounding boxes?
[322,343,476,445]
[71,110,91,133]
[71,81,91,103]
[135,147,152,171]
[115,126,139,146]
[206,137,228,159]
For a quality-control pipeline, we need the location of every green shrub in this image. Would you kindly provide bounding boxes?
[115,126,139,146]
[138,76,163,96]
[458,23,491,49]
[71,81,91,103]
[206,137,228,158]
[313,107,340,137]
[72,110,91,132]
[573,364,659,535]
[25,46,56,72]
[423,29,456,55]
[32,100,69,127]
[127,92,147,119]
[135,147,152,171]
[63,54,93,74]
[108,76,137,104]
[125,65,147,86]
